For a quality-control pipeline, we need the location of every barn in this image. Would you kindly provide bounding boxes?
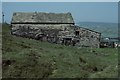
[11,12,101,48]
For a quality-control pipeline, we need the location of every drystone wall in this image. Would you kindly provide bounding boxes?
[75,27,101,48]
[11,24,101,48]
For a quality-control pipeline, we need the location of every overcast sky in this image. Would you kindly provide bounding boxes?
[2,2,118,23]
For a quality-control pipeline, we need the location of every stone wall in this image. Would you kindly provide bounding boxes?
[75,27,101,48]
[11,24,73,31]
[11,24,101,48]
[11,24,74,42]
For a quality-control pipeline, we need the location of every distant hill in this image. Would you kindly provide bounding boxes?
[77,22,118,38]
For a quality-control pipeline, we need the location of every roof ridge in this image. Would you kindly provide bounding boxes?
[13,12,71,14]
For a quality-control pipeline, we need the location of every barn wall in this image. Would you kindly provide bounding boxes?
[11,23,74,42]
[75,28,101,48]
[11,24,74,31]
[11,24,101,48]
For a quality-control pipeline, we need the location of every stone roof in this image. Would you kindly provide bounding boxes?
[11,12,74,24]
[73,25,101,34]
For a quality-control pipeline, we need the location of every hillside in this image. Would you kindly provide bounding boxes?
[2,23,118,78]
[0,23,2,78]
[77,22,118,38]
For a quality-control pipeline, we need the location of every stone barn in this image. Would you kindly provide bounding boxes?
[11,12,101,48]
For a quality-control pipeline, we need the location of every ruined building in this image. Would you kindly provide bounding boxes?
[11,12,101,48]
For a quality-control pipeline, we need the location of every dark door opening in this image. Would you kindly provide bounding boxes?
[75,31,79,36]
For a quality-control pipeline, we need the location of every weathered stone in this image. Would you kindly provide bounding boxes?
[11,12,101,48]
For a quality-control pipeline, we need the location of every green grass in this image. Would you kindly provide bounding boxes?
[2,23,118,78]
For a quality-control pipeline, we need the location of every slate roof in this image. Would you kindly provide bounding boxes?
[11,12,74,24]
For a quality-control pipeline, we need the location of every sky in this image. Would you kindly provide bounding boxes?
[2,2,118,23]
[2,0,120,2]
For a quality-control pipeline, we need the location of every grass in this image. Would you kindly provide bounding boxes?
[2,23,118,78]
[0,24,2,78]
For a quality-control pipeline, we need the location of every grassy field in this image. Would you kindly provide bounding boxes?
[2,23,118,78]
[0,24,2,78]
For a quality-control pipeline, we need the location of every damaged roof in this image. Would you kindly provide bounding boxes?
[11,12,74,24]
